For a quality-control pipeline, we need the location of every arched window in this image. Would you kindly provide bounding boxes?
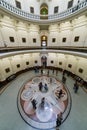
[40,3,48,19]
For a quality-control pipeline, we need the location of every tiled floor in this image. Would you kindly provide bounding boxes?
[17,76,68,129]
[0,70,87,130]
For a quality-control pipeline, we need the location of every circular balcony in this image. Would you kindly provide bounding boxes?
[0,0,87,24]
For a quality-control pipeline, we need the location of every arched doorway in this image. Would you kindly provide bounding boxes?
[41,56,47,67]
[40,3,48,19]
[41,35,47,47]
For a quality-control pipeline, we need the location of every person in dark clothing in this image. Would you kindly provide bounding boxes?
[73,81,79,93]
[39,82,43,91]
[52,68,55,74]
[56,69,58,76]
[31,99,37,109]
[78,0,80,3]
[34,66,37,73]
[41,97,45,109]
[58,89,63,98]
[62,75,66,84]
[47,70,49,76]
[50,77,52,84]
[44,83,48,91]
[56,112,63,127]
[41,69,43,75]
[62,70,66,76]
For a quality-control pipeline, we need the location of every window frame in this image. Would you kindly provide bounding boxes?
[15,0,21,9]
[54,6,59,14]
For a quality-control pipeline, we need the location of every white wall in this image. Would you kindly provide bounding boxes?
[10,55,23,73]
[0,52,87,81]
[48,16,87,47]
[0,17,41,47]
[57,54,66,69]
[29,24,40,47]
[22,54,32,68]
[59,22,72,46]
[65,55,78,74]
[71,16,87,47]
[5,0,82,15]
[48,0,67,14]
[48,24,59,46]
[16,22,29,46]
[5,0,40,14]
[75,57,87,80]
[0,16,18,47]
[32,53,41,66]
[47,53,56,66]
[0,14,87,47]
[0,28,4,47]
[0,58,13,81]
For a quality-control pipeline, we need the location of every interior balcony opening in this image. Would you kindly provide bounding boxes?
[40,3,48,19]
[41,56,47,68]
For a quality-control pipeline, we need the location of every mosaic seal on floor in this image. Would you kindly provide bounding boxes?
[17,76,71,129]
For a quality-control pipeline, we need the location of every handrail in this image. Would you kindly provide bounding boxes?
[0,46,87,53]
[0,0,87,24]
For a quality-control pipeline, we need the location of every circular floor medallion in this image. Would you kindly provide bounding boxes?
[17,76,71,129]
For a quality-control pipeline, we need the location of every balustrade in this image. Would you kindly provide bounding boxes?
[0,0,87,23]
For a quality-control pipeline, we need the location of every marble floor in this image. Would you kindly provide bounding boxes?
[0,69,87,130]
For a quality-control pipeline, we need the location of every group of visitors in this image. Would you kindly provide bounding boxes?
[31,97,46,110]
[34,67,81,130]
[38,82,48,92]
[41,68,59,76]
[34,67,59,76]
[34,66,39,73]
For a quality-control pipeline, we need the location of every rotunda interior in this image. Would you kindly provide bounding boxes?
[0,0,87,130]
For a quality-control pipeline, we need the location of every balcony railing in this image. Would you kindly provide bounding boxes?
[48,0,87,20]
[0,0,87,24]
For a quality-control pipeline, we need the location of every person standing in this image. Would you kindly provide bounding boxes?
[56,69,58,76]
[62,70,65,76]
[41,69,43,75]
[56,112,63,127]
[31,99,37,109]
[41,97,45,109]
[39,82,43,91]
[58,89,63,98]
[50,77,52,84]
[62,75,66,84]
[47,70,49,76]
[73,81,79,93]
[44,83,48,91]
[52,68,55,74]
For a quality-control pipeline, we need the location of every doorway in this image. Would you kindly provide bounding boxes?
[41,35,47,47]
[41,56,47,67]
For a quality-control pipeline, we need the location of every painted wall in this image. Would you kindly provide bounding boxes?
[48,16,87,47]
[0,58,13,81]
[5,0,82,15]
[5,0,40,14]
[0,15,87,47]
[0,52,87,81]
